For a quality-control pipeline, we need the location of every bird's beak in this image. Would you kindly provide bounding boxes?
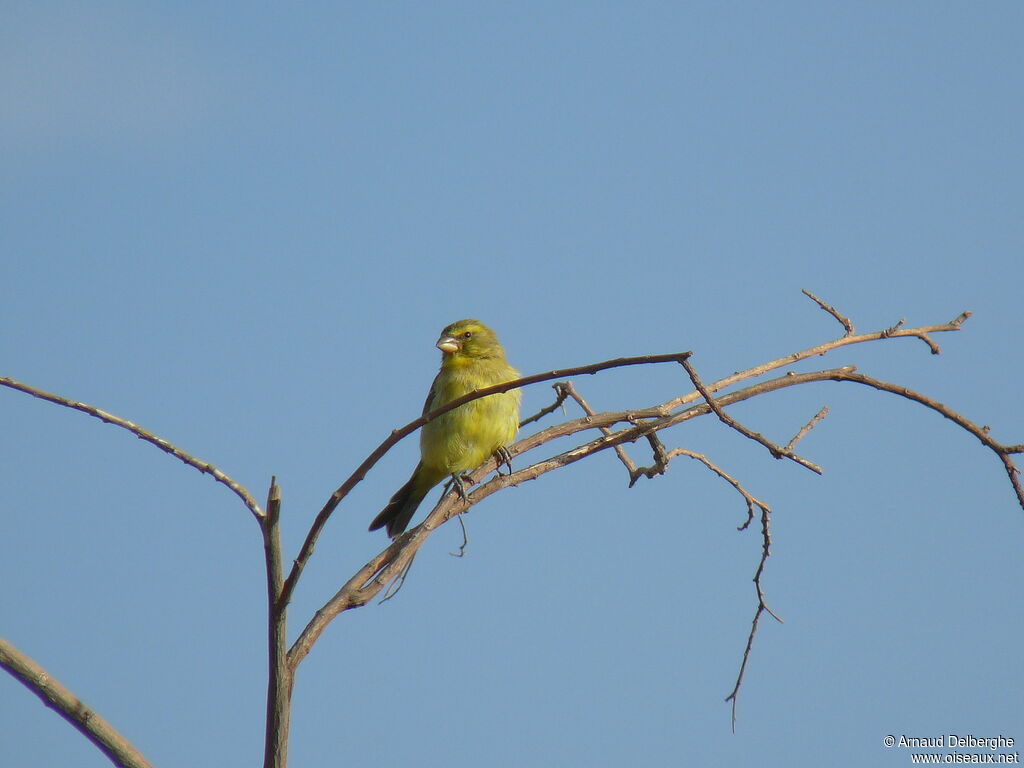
[436,335,459,354]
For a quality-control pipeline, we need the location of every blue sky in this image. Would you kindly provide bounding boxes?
[2,3,1022,767]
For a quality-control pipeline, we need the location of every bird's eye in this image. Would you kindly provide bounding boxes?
[461,331,473,339]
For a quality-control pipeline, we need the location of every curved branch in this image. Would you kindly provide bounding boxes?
[287,366,854,668]
[279,352,693,608]
[0,637,154,768]
[829,370,1024,510]
[661,310,970,411]
[289,357,1023,673]
[0,377,262,520]
[681,357,822,473]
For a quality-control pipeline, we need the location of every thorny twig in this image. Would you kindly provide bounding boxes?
[621,437,782,730]
[519,382,571,427]
[724,495,778,732]
[679,358,824,474]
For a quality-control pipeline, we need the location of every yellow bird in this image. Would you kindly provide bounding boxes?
[369,319,521,537]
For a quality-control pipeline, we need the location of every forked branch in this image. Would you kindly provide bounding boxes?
[3,294,1018,767]
[278,352,693,608]
[287,300,1019,733]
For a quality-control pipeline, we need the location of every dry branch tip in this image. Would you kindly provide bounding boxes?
[801,289,854,336]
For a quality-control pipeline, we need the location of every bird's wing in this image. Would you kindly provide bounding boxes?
[422,371,442,416]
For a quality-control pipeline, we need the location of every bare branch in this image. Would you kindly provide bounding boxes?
[882,318,906,336]
[0,637,154,768]
[802,289,853,335]
[279,352,693,609]
[288,327,1024,672]
[518,382,570,427]
[613,438,783,727]
[261,479,290,768]
[725,493,779,732]
[561,380,639,479]
[680,358,823,474]
[628,432,669,487]
[286,366,857,669]
[666,447,769,530]
[288,350,1024,717]
[829,370,1024,510]
[784,406,830,452]
[453,367,860,512]
[913,333,941,354]
[656,450,781,732]
[661,312,970,412]
[0,376,263,520]
[883,317,947,353]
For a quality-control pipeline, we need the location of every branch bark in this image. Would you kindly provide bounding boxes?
[262,478,291,768]
[0,637,154,768]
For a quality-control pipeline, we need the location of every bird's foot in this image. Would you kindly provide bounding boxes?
[451,473,474,502]
[494,446,513,476]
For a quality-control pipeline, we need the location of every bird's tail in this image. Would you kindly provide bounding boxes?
[369,463,433,537]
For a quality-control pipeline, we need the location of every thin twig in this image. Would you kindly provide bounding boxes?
[289,349,1023,695]
[802,289,853,336]
[288,332,1023,667]
[636,437,785,719]
[0,376,263,520]
[286,366,858,670]
[519,382,571,427]
[680,358,823,474]
[660,311,970,413]
[667,448,769,530]
[279,352,693,608]
[690,444,781,731]
[561,380,639,478]
[882,318,906,336]
[725,494,780,732]
[784,406,830,452]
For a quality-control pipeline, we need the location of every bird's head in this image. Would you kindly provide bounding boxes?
[436,319,506,363]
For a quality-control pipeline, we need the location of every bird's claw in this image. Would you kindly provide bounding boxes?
[494,446,513,476]
[451,473,473,502]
